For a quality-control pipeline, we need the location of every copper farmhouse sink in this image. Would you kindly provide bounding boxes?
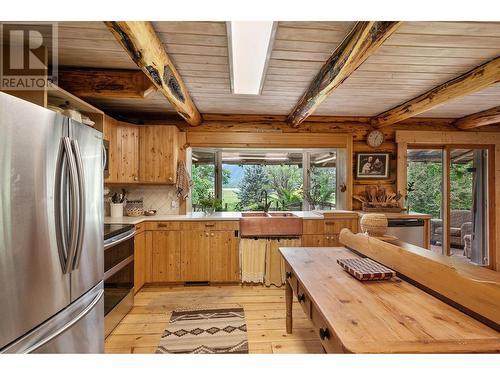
[240,212,303,237]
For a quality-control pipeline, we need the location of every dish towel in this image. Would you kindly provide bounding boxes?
[176,160,192,200]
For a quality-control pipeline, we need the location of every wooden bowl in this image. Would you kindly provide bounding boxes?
[360,213,388,236]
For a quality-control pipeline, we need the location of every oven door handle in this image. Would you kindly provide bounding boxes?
[104,255,134,280]
[104,228,136,250]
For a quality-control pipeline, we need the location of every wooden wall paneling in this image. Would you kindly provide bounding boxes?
[186,131,351,148]
[396,141,408,209]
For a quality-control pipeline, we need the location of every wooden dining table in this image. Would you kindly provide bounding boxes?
[280,246,500,353]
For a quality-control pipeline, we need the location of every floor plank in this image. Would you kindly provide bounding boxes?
[105,284,322,354]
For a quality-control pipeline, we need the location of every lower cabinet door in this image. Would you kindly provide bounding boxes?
[134,231,146,293]
[181,230,210,281]
[209,230,240,282]
[151,231,181,282]
[302,234,325,247]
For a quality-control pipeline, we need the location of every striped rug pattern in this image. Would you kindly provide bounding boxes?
[156,306,248,354]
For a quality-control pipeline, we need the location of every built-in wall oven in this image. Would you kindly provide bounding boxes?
[103,224,135,337]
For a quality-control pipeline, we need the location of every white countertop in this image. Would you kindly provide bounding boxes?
[104,210,326,224]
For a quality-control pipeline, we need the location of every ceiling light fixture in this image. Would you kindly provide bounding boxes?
[228,21,276,95]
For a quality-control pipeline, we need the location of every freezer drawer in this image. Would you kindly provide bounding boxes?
[1,282,104,354]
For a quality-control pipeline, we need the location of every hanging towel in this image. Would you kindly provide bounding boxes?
[240,239,266,283]
[176,160,192,199]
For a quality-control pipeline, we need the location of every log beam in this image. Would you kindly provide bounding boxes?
[286,21,401,128]
[455,106,500,130]
[58,68,157,99]
[105,21,202,126]
[372,57,500,128]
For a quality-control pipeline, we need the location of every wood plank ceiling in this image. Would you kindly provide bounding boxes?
[53,21,500,119]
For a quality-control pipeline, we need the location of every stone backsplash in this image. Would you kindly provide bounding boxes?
[105,185,179,216]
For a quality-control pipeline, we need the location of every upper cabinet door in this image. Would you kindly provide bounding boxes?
[104,117,139,183]
[139,126,178,184]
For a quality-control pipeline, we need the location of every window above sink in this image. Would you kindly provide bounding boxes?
[190,147,340,213]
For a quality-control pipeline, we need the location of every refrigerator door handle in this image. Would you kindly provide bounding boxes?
[64,137,80,274]
[71,139,86,270]
[18,288,103,354]
[102,142,107,172]
[55,139,69,272]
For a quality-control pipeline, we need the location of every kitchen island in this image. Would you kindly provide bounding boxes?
[280,246,500,353]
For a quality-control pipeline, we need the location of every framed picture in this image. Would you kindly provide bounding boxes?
[356,153,390,179]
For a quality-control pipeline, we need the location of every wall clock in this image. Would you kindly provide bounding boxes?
[366,129,385,148]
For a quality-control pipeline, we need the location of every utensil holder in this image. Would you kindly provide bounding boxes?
[110,202,124,218]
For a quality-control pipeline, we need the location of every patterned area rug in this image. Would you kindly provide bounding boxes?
[156,306,248,354]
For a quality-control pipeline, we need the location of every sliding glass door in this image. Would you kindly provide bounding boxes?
[407,145,492,266]
[407,148,444,252]
[448,147,490,265]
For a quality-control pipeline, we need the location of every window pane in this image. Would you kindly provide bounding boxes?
[191,149,216,212]
[221,151,303,211]
[450,149,489,266]
[407,149,443,252]
[307,151,337,210]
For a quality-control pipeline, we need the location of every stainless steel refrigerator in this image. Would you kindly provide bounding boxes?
[0,92,104,353]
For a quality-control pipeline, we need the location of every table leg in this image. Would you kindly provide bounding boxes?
[285,279,293,334]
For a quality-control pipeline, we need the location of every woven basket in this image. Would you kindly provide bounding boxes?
[360,213,388,236]
[126,199,144,217]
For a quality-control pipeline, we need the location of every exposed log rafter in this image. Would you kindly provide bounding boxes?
[372,57,500,128]
[286,21,402,128]
[455,106,500,130]
[58,68,157,99]
[105,21,202,126]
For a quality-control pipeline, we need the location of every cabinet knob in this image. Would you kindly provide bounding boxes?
[210,233,214,237]
[169,176,173,181]
[286,271,292,279]
[319,327,330,341]
[205,232,209,237]
[297,293,305,302]
[134,176,138,181]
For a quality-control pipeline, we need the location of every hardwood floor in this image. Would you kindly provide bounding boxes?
[105,284,324,354]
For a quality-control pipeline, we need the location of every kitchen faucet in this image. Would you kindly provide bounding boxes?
[260,190,272,213]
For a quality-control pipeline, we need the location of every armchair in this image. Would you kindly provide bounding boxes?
[430,210,472,247]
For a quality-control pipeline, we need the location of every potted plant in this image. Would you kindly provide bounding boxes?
[199,194,222,215]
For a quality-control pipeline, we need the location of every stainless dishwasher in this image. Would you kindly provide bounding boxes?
[386,218,425,248]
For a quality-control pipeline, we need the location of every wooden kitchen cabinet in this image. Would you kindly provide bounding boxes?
[104,117,139,183]
[302,216,357,247]
[151,230,182,282]
[134,230,146,293]
[210,230,240,282]
[302,234,325,247]
[180,230,211,281]
[139,125,178,184]
[139,221,240,284]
